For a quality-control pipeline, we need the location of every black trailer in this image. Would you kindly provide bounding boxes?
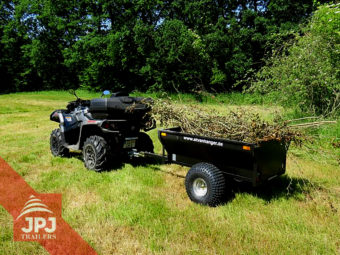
[145,127,288,206]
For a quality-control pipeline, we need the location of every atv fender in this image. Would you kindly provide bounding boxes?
[50,110,66,123]
[78,123,116,150]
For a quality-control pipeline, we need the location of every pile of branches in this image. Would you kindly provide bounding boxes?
[150,100,303,145]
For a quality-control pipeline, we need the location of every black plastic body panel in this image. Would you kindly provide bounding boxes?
[158,127,288,186]
[89,97,152,120]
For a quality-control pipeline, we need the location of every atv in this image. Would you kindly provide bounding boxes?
[49,90,156,171]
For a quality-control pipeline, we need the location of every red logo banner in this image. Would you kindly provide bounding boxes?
[0,157,97,255]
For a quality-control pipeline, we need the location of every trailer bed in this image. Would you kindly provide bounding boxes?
[158,127,288,186]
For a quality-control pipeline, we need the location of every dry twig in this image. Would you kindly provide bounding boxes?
[151,99,304,145]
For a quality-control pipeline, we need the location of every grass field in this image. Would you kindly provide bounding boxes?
[0,91,339,255]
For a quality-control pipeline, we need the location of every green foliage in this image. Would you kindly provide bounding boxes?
[138,19,213,92]
[0,0,332,93]
[250,4,340,115]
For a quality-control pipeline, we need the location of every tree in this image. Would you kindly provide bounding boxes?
[0,0,333,93]
[0,0,40,92]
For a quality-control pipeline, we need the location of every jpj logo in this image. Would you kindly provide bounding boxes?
[0,157,97,254]
[14,194,61,241]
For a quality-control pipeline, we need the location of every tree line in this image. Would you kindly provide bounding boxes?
[0,0,331,93]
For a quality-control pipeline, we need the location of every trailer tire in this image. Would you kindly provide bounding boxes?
[185,163,225,206]
[50,129,69,157]
[135,132,154,153]
[83,135,110,171]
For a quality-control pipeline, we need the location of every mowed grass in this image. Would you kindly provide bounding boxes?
[0,91,339,255]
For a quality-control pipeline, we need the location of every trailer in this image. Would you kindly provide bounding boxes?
[144,127,288,206]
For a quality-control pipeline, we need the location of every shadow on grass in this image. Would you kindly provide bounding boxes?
[225,175,314,203]
[70,151,164,172]
[134,161,314,204]
[68,153,313,204]
[69,152,125,171]
[145,164,314,204]
[148,164,314,205]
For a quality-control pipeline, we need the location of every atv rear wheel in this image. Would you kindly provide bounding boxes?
[50,129,69,157]
[83,135,110,171]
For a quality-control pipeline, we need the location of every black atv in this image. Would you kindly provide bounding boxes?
[49,90,156,171]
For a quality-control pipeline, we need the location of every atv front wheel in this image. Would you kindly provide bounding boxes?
[50,129,69,157]
[83,135,110,171]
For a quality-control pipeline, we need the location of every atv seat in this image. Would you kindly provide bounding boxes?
[89,96,152,120]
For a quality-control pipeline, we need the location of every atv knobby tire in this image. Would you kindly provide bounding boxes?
[83,135,110,171]
[50,129,69,157]
[185,162,226,206]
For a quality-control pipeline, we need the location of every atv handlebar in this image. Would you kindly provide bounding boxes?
[67,98,90,112]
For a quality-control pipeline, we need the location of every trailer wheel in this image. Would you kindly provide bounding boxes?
[135,132,154,153]
[185,163,226,206]
[50,129,69,157]
[83,135,110,171]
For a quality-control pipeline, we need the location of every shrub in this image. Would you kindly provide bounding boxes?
[250,4,340,116]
